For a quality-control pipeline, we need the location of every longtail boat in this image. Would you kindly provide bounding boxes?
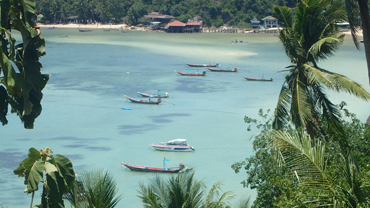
[186,63,219,67]
[175,70,206,76]
[78,28,93,32]
[124,95,161,104]
[121,158,185,173]
[243,76,273,82]
[206,67,238,72]
[137,91,169,98]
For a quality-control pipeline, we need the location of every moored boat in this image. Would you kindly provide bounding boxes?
[78,28,93,32]
[137,91,169,98]
[124,95,161,104]
[243,76,273,81]
[175,70,206,76]
[207,67,238,72]
[121,159,185,173]
[151,139,195,152]
[186,63,219,67]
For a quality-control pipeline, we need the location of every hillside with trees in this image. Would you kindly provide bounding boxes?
[36,0,295,27]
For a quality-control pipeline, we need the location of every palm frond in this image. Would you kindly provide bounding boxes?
[324,0,348,23]
[271,130,334,191]
[273,84,291,130]
[273,6,294,28]
[77,168,123,208]
[137,183,162,208]
[150,175,169,207]
[304,64,370,100]
[290,75,312,128]
[234,196,252,208]
[278,28,302,62]
[340,152,368,206]
[308,36,344,62]
[310,84,345,137]
[203,181,235,208]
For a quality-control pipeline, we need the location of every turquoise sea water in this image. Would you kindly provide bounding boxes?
[1,29,369,207]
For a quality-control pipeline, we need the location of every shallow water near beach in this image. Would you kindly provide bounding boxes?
[1,29,369,207]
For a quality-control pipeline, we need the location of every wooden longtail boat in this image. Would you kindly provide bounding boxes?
[243,76,273,82]
[206,67,238,72]
[124,95,161,104]
[186,63,219,67]
[121,159,185,173]
[78,29,93,32]
[175,70,206,76]
[137,91,169,98]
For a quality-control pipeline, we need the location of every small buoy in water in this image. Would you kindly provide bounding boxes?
[127,72,130,74]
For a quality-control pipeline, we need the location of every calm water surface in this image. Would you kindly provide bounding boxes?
[1,29,369,207]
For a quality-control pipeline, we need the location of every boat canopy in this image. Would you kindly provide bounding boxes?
[168,139,187,145]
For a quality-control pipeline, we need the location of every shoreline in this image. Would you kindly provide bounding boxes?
[37,23,360,35]
[37,23,150,31]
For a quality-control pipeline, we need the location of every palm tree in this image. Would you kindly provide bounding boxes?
[272,0,370,138]
[344,0,370,86]
[65,168,123,208]
[270,129,369,207]
[137,169,236,208]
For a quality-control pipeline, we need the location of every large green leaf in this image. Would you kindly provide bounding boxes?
[46,170,66,207]
[13,147,40,178]
[0,45,19,88]
[52,154,75,191]
[24,160,44,193]
[18,0,36,29]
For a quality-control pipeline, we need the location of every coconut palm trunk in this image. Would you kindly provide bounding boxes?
[357,0,370,86]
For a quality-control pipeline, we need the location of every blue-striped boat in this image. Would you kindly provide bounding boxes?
[137,91,169,98]
[151,139,195,152]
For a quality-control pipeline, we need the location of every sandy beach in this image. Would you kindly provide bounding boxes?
[37,23,150,31]
[36,22,360,35]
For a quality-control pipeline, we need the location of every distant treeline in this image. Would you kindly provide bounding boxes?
[36,0,295,27]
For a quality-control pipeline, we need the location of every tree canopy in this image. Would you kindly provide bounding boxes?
[35,0,295,27]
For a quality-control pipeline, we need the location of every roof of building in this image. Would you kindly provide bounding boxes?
[262,16,278,21]
[166,20,186,27]
[250,17,260,23]
[145,12,174,19]
[186,22,202,26]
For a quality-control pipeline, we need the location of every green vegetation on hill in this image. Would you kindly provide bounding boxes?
[35,0,295,27]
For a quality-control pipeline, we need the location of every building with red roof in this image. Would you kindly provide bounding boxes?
[165,21,202,33]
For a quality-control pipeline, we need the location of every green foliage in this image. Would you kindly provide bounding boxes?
[271,128,370,207]
[326,102,370,171]
[65,168,123,208]
[138,169,236,208]
[35,0,295,27]
[232,109,299,207]
[235,107,370,207]
[13,147,75,208]
[0,0,49,128]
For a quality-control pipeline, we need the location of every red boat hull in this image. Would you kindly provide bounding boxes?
[122,163,184,173]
